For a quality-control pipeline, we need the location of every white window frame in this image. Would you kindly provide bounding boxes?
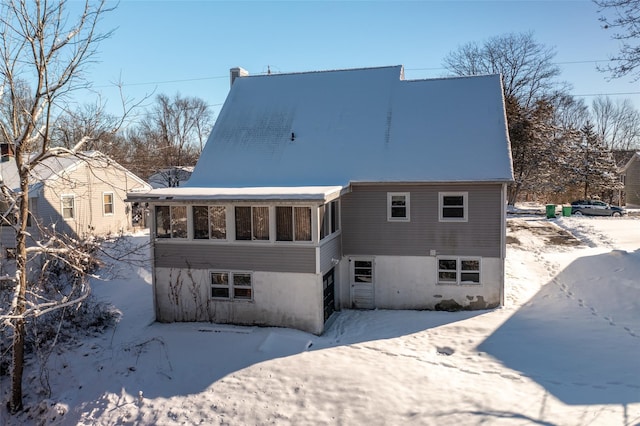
[209,270,253,301]
[61,194,75,220]
[439,192,468,222]
[234,206,270,241]
[437,257,481,285]
[103,192,114,216]
[387,192,410,222]
[276,206,313,242]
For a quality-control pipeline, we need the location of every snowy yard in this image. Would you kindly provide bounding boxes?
[2,216,639,425]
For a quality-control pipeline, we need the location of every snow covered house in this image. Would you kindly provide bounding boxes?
[621,152,640,208]
[0,148,150,265]
[128,65,514,334]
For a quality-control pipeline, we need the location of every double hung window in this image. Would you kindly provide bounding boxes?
[387,192,410,221]
[61,195,75,220]
[103,192,114,215]
[439,192,468,222]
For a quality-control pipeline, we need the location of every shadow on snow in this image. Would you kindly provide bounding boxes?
[478,248,640,405]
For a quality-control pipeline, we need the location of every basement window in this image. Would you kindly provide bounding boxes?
[210,271,253,300]
[437,257,481,285]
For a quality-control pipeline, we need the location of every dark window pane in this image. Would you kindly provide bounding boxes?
[171,206,187,238]
[276,206,293,241]
[439,272,457,282]
[233,288,252,299]
[295,207,312,241]
[156,206,170,238]
[319,205,327,239]
[211,287,230,298]
[442,207,465,218]
[391,206,406,218]
[211,272,228,285]
[235,207,251,240]
[210,206,226,239]
[443,196,464,206]
[438,259,457,270]
[330,201,339,232]
[233,273,252,287]
[461,260,479,271]
[253,207,269,240]
[193,206,209,239]
[461,272,480,283]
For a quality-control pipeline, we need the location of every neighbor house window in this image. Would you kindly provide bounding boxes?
[387,192,410,221]
[276,206,312,241]
[235,206,269,241]
[437,257,480,285]
[439,192,468,222]
[210,271,253,300]
[320,200,340,240]
[193,206,226,240]
[155,205,187,238]
[61,195,75,219]
[103,192,114,215]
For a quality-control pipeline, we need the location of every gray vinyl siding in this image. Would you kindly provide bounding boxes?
[154,242,316,273]
[625,157,640,207]
[341,183,504,258]
[319,234,341,274]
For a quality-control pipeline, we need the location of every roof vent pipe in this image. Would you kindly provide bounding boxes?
[230,67,249,87]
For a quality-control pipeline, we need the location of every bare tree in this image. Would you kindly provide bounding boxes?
[0,0,117,413]
[443,32,563,109]
[592,96,640,150]
[595,0,640,80]
[135,93,213,186]
[443,32,570,204]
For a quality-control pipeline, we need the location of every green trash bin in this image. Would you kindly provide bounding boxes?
[546,204,556,219]
[562,205,572,217]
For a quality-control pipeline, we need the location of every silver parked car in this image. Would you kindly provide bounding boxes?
[570,200,625,217]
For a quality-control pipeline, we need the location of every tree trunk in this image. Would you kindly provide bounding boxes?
[9,168,31,413]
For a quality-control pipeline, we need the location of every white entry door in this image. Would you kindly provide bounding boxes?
[350,258,374,309]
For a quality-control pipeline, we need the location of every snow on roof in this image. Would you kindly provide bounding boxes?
[184,65,513,188]
[129,186,343,202]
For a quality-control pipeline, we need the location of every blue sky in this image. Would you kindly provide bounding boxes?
[77,0,640,121]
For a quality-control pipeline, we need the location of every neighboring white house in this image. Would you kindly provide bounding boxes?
[0,148,151,269]
[128,65,514,335]
[148,166,194,188]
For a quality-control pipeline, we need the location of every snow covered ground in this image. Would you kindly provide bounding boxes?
[1,215,639,425]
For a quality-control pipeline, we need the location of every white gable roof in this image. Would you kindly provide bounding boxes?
[186,65,513,189]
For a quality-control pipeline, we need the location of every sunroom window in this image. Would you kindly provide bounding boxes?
[155,205,187,239]
[235,206,269,241]
[276,206,312,241]
[193,206,226,239]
